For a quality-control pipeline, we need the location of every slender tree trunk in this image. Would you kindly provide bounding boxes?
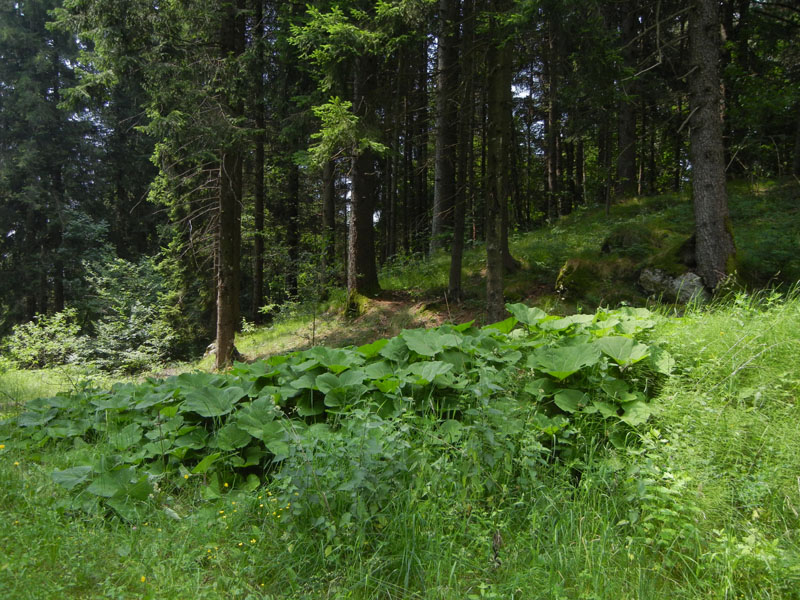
[449,0,474,300]
[575,139,585,206]
[322,159,337,281]
[216,150,242,369]
[431,0,459,255]
[485,0,512,322]
[215,3,244,370]
[544,21,559,222]
[793,102,800,177]
[689,0,735,291]
[415,39,430,252]
[348,59,381,299]
[617,2,638,198]
[252,0,266,322]
[286,163,300,298]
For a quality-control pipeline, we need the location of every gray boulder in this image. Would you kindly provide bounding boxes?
[639,268,710,304]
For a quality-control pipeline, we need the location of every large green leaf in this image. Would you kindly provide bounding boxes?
[379,336,409,363]
[180,386,244,418]
[401,329,460,357]
[524,377,558,399]
[364,360,394,379]
[235,398,279,437]
[214,423,252,451]
[529,343,601,380]
[110,423,143,451]
[52,466,93,490]
[553,389,588,413]
[296,393,325,416]
[506,303,547,326]
[191,452,221,474]
[173,428,208,449]
[649,346,675,375]
[596,336,649,366]
[357,338,388,358]
[402,361,454,385]
[539,314,594,332]
[620,400,651,426]
[483,316,517,334]
[600,378,639,403]
[87,468,137,498]
[304,346,362,373]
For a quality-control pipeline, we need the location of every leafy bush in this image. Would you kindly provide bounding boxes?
[10,303,671,520]
[3,308,90,368]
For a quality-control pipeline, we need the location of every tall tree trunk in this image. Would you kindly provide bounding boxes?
[616,2,638,198]
[449,0,474,300]
[544,18,560,222]
[414,39,430,252]
[322,159,337,282]
[252,0,266,322]
[286,163,300,298]
[215,3,244,370]
[689,0,735,291]
[216,149,242,369]
[575,139,585,206]
[430,0,459,254]
[348,59,381,299]
[793,102,800,177]
[485,0,512,322]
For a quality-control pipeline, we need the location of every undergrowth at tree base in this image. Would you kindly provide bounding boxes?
[2,293,799,599]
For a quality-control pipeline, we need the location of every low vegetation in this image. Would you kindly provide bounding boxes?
[1,183,799,598]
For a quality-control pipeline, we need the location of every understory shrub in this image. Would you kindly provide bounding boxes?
[8,303,671,521]
[2,308,90,368]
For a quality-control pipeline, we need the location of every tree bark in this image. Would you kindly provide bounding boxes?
[793,102,800,177]
[215,2,244,370]
[286,163,300,299]
[616,1,638,198]
[216,149,242,369]
[430,0,459,254]
[322,159,337,282]
[485,0,512,323]
[688,0,735,291]
[252,0,266,322]
[449,0,474,300]
[347,58,381,299]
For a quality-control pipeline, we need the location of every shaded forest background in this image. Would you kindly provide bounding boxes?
[1,0,798,369]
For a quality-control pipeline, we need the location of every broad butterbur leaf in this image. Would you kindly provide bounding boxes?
[553,389,588,413]
[596,336,649,366]
[181,386,244,418]
[529,343,601,380]
[52,466,93,490]
[506,303,547,326]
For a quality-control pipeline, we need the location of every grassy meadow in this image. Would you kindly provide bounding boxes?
[1,181,799,599]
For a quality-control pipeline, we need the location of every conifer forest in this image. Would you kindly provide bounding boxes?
[2,3,800,599]
[2,0,797,369]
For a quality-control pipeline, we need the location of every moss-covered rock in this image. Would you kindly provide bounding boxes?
[644,234,696,276]
[601,223,668,259]
[555,257,640,306]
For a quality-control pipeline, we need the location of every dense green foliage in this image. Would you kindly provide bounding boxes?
[8,304,669,522]
[2,291,799,598]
